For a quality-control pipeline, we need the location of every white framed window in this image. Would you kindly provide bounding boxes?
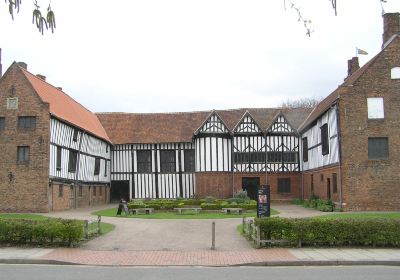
[367,98,384,119]
[391,67,400,79]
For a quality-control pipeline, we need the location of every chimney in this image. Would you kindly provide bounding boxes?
[17,61,27,70]
[36,74,46,81]
[382,12,400,49]
[347,57,360,77]
[0,48,2,78]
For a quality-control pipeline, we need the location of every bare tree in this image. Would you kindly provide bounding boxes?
[280,97,322,109]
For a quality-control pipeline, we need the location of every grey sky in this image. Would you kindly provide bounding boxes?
[1,0,399,113]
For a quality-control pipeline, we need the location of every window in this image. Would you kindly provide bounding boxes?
[94,157,100,175]
[321,124,329,155]
[302,137,308,162]
[73,129,79,142]
[311,174,314,193]
[278,178,291,193]
[68,150,78,172]
[58,185,63,197]
[267,152,282,163]
[56,146,62,170]
[160,150,176,172]
[17,146,30,163]
[283,152,298,163]
[93,186,96,196]
[18,116,36,130]
[137,150,152,173]
[184,149,195,172]
[0,117,5,130]
[234,152,265,164]
[104,160,108,177]
[106,144,109,153]
[368,137,389,159]
[391,67,400,79]
[332,173,338,193]
[367,98,384,119]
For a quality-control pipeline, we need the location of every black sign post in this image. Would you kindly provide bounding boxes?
[257,185,270,218]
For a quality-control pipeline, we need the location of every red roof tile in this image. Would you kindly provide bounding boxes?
[20,66,111,143]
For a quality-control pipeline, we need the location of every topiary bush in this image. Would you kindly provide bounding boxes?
[200,203,221,210]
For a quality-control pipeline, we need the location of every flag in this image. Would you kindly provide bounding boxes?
[357,48,368,55]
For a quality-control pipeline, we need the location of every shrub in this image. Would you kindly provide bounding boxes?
[127,202,147,209]
[255,217,400,247]
[232,190,250,204]
[0,218,83,246]
[292,198,304,205]
[200,203,221,210]
[204,196,217,204]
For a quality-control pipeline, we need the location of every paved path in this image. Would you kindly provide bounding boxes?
[1,248,400,266]
[41,203,325,251]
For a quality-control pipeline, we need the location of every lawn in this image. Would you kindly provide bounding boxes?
[315,212,400,220]
[0,213,49,220]
[93,208,279,219]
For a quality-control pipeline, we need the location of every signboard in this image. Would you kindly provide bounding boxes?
[7,97,18,109]
[257,185,270,218]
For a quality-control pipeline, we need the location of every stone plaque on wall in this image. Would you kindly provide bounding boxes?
[6,97,18,109]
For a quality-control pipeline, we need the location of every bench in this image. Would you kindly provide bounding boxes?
[222,208,243,214]
[174,208,202,214]
[129,208,154,215]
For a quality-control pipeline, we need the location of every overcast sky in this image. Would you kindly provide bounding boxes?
[1,0,399,113]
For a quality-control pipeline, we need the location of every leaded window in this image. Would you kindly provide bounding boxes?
[17,146,30,163]
[94,157,100,175]
[368,137,388,159]
[321,124,329,155]
[0,117,5,130]
[184,150,195,172]
[56,146,62,170]
[278,178,291,193]
[137,150,152,173]
[68,150,78,172]
[302,137,308,162]
[18,116,36,130]
[160,150,176,172]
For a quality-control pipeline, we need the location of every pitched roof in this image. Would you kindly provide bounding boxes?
[19,65,111,143]
[298,34,400,133]
[97,108,312,144]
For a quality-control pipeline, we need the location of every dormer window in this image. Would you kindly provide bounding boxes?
[391,67,400,79]
[367,98,384,119]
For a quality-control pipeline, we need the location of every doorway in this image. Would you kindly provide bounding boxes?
[327,178,331,200]
[242,177,260,200]
[110,181,130,202]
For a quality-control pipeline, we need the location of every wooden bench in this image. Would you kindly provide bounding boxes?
[222,208,243,214]
[129,208,154,215]
[174,207,202,214]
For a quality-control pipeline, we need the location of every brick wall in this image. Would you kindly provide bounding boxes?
[0,63,50,212]
[195,172,233,198]
[339,36,400,211]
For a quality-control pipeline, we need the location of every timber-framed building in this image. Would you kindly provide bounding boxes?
[0,13,399,211]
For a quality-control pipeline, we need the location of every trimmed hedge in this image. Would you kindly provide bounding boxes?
[255,217,400,247]
[0,218,83,246]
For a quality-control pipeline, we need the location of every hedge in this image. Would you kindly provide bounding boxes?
[0,218,83,246]
[255,217,400,247]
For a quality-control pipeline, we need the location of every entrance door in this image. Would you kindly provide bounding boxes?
[327,178,331,200]
[110,181,130,202]
[242,177,260,200]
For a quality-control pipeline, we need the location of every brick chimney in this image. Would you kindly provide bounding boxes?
[36,74,46,81]
[382,12,400,49]
[17,61,27,70]
[347,57,360,77]
[0,48,2,78]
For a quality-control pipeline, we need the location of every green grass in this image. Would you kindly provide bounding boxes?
[99,222,115,235]
[0,213,49,220]
[93,208,279,219]
[315,212,400,220]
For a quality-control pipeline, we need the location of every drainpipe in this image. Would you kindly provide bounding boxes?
[335,103,344,208]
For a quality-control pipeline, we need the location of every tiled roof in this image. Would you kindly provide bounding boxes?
[97,108,312,144]
[19,66,111,143]
[298,34,399,133]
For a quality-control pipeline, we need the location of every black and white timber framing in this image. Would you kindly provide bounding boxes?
[301,105,339,171]
[111,143,195,199]
[110,110,307,200]
[49,118,111,184]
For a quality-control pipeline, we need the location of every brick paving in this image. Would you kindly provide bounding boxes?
[40,248,296,266]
